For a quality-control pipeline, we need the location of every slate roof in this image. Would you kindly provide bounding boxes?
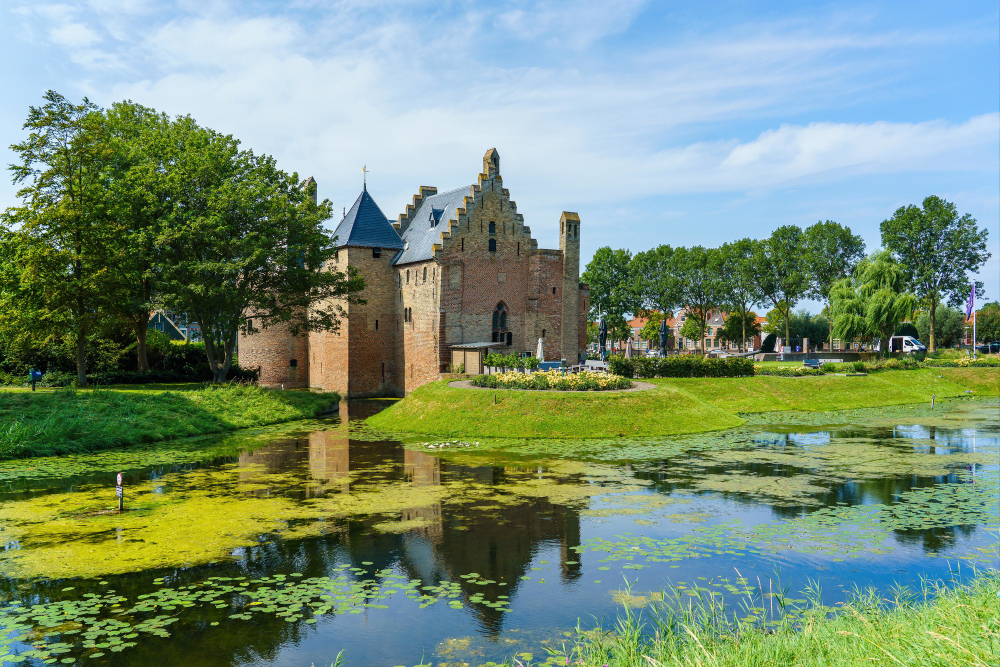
[332,185,404,250]
[393,186,470,265]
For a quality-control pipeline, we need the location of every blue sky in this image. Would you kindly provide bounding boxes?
[2,1,997,308]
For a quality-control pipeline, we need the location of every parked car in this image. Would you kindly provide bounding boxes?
[646,349,661,358]
[707,350,729,358]
[976,342,1000,354]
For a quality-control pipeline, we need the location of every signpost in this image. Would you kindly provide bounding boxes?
[29,369,41,391]
[116,472,123,512]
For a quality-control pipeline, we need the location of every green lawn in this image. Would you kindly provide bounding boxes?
[0,385,339,460]
[366,368,998,439]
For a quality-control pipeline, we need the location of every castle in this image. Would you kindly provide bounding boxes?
[238,149,590,397]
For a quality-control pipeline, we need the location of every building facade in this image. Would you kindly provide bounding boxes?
[239,149,590,396]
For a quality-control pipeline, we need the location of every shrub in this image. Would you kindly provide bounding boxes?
[923,356,1000,368]
[753,366,825,377]
[469,370,632,391]
[612,356,755,378]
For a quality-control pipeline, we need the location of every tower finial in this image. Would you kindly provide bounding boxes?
[362,164,368,189]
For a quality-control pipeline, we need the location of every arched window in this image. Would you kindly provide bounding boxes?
[488,221,496,235]
[492,302,508,343]
[406,270,410,284]
[488,239,497,253]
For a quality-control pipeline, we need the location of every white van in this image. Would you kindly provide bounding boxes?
[875,336,927,353]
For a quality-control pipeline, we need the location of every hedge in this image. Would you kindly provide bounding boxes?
[608,355,755,378]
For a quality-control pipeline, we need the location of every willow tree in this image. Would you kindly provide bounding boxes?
[831,250,917,355]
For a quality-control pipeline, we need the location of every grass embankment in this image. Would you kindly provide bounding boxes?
[565,573,998,667]
[366,368,999,439]
[0,385,339,460]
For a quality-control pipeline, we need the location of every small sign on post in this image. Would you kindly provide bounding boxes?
[116,472,123,512]
[29,369,42,392]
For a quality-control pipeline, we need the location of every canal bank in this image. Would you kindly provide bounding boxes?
[0,384,340,460]
[365,368,999,439]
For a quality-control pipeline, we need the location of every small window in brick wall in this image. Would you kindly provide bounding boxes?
[552,287,557,295]
[423,267,427,282]
[372,247,381,258]
[461,238,465,251]
[375,319,379,331]
[489,221,496,235]
[489,239,497,253]
[289,359,298,368]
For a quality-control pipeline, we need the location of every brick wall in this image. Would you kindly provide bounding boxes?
[398,259,441,393]
[237,313,310,388]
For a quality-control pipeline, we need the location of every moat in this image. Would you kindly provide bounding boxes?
[0,399,996,666]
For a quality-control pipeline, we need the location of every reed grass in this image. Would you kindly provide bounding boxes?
[551,571,999,667]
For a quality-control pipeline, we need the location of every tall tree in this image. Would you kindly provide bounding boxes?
[153,117,365,382]
[831,250,918,355]
[630,245,678,317]
[582,247,636,327]
[974,302,1000,345]
[98,101,174,372]
[915,306,966,349]
[717,238,761,351]
[755,225,808,347]
[3,91,110,386]
[880,196,990,352]
[803,220,865,350]
[672,246,725,355]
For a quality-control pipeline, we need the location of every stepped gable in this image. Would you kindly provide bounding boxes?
[393,185,471,265]
[332,185,404,250]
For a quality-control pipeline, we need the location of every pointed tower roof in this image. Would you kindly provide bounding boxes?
[332,185,404,250]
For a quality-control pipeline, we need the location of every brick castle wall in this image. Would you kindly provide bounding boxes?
[244,149,588,395]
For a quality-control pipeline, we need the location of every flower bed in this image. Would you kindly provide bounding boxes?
[469,369,633,391]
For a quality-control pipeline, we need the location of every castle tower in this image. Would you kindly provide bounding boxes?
[559,212,581,363]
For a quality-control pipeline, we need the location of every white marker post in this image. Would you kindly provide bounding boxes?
[116,472,123,512]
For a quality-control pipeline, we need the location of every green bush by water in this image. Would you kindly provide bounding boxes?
[0,384,339,459]
[556,572,999,667]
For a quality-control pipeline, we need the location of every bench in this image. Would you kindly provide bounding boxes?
[802,359,822,369]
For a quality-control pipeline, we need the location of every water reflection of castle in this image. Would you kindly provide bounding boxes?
[236,400,583,635]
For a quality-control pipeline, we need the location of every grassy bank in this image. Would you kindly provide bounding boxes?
[0,385,339,459]
[561,572,998,667]
[366,368,998,438]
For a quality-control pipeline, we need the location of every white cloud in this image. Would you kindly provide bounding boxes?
[2,2,996,301]
[49,22,100,47]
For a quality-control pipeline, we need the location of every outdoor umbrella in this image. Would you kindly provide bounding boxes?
[659,319,668,353]
[598,317,608,361]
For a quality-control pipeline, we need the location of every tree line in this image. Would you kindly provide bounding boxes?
[0,91,365,385]
[582,199,990,354]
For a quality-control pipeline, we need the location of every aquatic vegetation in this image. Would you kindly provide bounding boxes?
[0,395,996,666]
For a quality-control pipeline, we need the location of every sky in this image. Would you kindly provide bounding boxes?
[1,0,997,309]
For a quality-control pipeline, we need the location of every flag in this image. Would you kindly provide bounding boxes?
[966,284,975,320]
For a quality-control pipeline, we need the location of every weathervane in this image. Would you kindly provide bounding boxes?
[362,165,369,187]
